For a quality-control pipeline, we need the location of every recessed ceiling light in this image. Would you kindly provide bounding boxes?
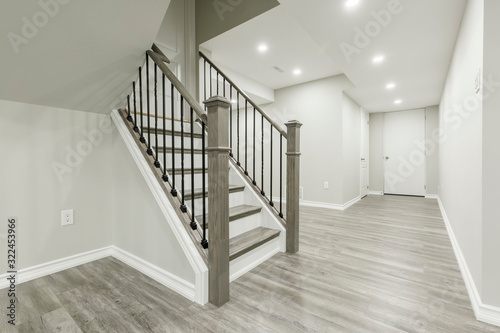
[346,0,360,7]
[394,99,402,104]
[258,44,268,53]
[293,69,302,75]
[373,55,385,63]
[386,83,396,89]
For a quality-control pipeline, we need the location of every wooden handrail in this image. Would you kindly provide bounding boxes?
[147,50,208,124]
[199,51,287,138]
[151,43,171,63]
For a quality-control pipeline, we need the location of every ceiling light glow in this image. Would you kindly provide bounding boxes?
[258,44,268,53]
[346,0,360,7]
[394,99,402,104]
[293,69,302,75]
[373,55,385,63]
[386,83,396,89]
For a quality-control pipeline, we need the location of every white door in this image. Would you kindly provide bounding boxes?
[360,110,369,198]
[384,109,426,196]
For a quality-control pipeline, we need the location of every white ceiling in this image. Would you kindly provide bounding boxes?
[200,0,467,113]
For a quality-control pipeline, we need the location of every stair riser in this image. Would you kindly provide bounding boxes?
[169,173,207,191]
[142,135,205,150]
[228,212,261,239]
[131,114,203,133]
[155,153,206,169]
[184,192,245,216]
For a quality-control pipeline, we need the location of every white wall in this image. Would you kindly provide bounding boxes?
[425,106,440,195]
[369,113,384,193]
[111,131,195,284]
[482,0,500,308]
[439,0,484,299]
[262,75,357,206]
[0,100,113,272]
[342,94,361,202]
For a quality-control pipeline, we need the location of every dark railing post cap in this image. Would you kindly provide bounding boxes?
[204,96,231,108]
[285,120,303,128]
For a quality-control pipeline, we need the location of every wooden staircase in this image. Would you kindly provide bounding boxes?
[115,45,301,306]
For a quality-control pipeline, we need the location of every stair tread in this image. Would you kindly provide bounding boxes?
[154,147,205,154]
[167,167,205,174]
[229,227,280,261]
[185,185,245,200]
[195,204,262,227]
[143,127,203,139]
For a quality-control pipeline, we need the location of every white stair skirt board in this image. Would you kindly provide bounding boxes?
[438,197,500,327]
[0,247,112,289]
[230,236,280,282]
[111,109,208,305]
[368,190,384,195]
[0,246,198,304]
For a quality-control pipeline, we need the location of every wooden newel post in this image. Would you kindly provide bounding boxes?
[204,96,231,306]
[285,120,302,254]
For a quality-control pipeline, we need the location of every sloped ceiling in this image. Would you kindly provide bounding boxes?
[0,0,171,114]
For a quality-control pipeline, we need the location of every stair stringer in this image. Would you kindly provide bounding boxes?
[111,109,208,305]
[228,160,286,282]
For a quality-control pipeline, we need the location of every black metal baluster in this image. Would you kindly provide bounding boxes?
[201,121,208,249]
[244,100,248,175]
[133,81,139,132]
[146,54,152,155]
[261,114,265,196]
[154,64,160,168]
[162,74,168,182]
[171,84,177,196]
[279,134,283,218]
[223,78,226,98]
[127,95,132,122]
[180,96,187,213]
[237,92,240,166]
[210,65,212,97]
[229,87,233,157]
[216,73,219,95]
[270,125,274,206]
[190,107,196,230]
[253,107,256,185]
[139,67,145,143]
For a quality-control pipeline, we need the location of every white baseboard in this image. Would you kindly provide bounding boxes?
[110,246,196,302]
[0,246,197,304]
[425,194,438,199]
[438,197,500,327]
[0,246,113,289]
[369,190,384,195]
[299,196,361,211]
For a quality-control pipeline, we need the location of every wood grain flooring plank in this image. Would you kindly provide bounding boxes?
[2,195,499,332]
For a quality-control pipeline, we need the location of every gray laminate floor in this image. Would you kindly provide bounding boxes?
[2,195,499,332]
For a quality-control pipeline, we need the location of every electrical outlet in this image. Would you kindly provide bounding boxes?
[61,209,74,226]
[324,182,329,189]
